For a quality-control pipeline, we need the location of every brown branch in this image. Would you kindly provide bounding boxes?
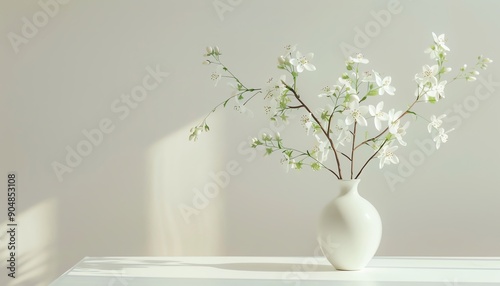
[350,122,357,179]
[355,139,387,179]
[282,80,343,179]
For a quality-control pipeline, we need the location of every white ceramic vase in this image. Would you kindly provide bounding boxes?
[317,179,382,270]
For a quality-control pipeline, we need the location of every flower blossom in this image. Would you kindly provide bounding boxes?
[375,73,396,95]
[314,135,330,163]
[349,53,369,64]
[333,119,351,147]
[290,51,316,73]
[378,144,399,169]
[368,101,388,131]
[210,65,224,86]
[394,121,410,146]
[387,109,403,134]
[433,128,454,149]
[428,114,446,133]
[343,101,369,126]
[415,65,438,85]
[432,32,450,51]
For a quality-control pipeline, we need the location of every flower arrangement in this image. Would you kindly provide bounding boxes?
[190,33,491,180]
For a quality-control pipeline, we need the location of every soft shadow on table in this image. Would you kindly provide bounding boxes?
[189,262,335,272]
[70,258,336,275]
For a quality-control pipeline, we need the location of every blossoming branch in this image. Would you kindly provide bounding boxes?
[191,33,492,179]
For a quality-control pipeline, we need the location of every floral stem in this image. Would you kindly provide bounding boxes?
[355,139,388,179]
[266,143,340,179]
[354,96,419,150]
[282,81,343,179]
[351,122,357,179]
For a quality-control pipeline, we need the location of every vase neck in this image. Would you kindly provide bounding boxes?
[339,179,361,196]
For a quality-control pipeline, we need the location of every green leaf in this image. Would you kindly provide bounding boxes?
[367,89,378,96]
[406,110,418,118]
[204,124,210,131]
[294,161,303,169]
[223,98,230,107]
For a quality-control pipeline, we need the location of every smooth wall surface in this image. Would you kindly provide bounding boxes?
[1,0,500,285]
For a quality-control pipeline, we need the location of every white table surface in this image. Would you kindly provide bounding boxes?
[49,256,500,285]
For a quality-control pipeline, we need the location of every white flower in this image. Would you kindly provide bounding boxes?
[387,109,403,134]
[428,114,446,133]
[394,121,410,146]
[424,45,440,60]
[318,86,335,98]
[332,119,351,146]
[264,75,287,102]
[233,96,253,117]
[283,44,297,55]
[415,65,438,85]
[375,73,396,95]
[290,51,316,73]
[338,76,354,92]
[210,65,224,86]
[427,80,447,101]
[349,53,369,64]
[433,128,453,149]
[368,101,388,131]
[430,80,447,100]
[189,126,203,141]
[343,101,368,126]
[432,32,450,51]
[264,104,278,119]
[361,71,375,83]
[377,144,399,169]
[301,113,314,135]
[314,135,330,163]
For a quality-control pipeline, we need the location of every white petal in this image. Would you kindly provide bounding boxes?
[345,116,355,125]
[374,118,381,131]
[369,105,376,116]
[304,63,316,71]
[358,106,369,114]
[385,86,396,95]
[296,65,304,73]
[357,116,368,126]
[377,101,384,111]
[391,155,399,165]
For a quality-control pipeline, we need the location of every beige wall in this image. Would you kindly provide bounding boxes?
[1,0,500,285]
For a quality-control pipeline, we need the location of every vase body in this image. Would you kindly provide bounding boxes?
[317,179,382,270]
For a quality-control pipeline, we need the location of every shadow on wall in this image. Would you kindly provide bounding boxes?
[2,198,58,286]
[146,117,228,255]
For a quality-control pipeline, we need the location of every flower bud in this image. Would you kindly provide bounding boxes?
[206,46,213,54]
[278,56,286,65]
[202,60,210,65]
[214,46,220,54]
